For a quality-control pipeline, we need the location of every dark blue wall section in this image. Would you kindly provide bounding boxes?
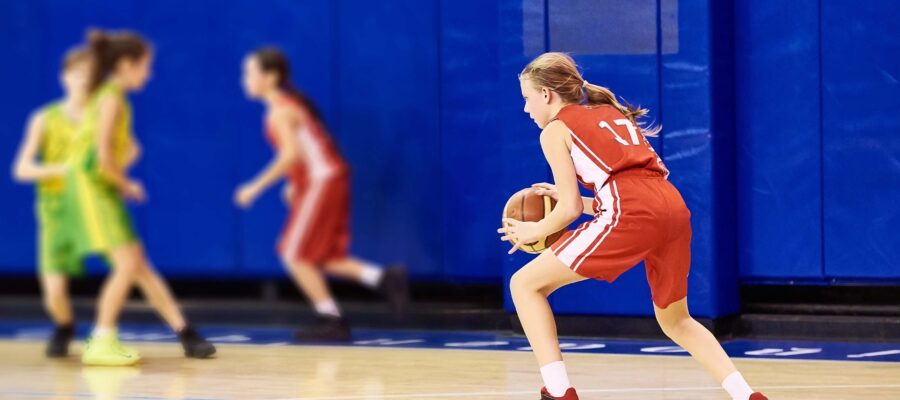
[335,0,443,278]
[821,0,900,279]
[499,0,554,311]
[132,1,238,276]
[734,0,823,281]
[1,0,898,312]
[0,1,47,274]
[439,0,503,281]
[732,0,900,283]
[658,0,739,317]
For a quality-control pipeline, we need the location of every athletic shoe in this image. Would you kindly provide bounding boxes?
[540,387,579,400]
[294,315,352,342]
[178,326,216,358]
[81,333,140,366]
[378,264,409,319]
[45,323,75,358]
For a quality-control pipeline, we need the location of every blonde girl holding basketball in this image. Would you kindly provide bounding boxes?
[498,52,767,400]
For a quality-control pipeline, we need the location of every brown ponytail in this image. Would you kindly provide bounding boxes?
[520,52,659,136]
[86,28,150,92]
[251,46,327,129]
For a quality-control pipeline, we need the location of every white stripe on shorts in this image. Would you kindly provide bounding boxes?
[555,183,618,269]
[571,181,621,272]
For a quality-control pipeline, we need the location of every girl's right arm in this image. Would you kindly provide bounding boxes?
[12,112,66,183]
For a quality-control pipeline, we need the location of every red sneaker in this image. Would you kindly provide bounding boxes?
[750,393,769,400]
[540,387,579,400]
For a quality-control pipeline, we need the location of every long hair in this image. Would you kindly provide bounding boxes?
[520,52,659,136]
[85,28,150,92]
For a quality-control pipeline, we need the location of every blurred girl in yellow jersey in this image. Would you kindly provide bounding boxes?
[14,41,216,365]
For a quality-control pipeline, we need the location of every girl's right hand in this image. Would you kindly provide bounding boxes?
[531,182,558,201]
[121,179,146,203]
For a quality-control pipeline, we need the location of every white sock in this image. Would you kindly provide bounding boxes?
[539,361,571,397]
[359,264,384,288]
[314,299,342,318]
[722,371,754,400]
[92,327,114,338]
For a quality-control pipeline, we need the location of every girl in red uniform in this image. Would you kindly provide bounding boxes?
[498,53,767,400]
[235,47,408,341]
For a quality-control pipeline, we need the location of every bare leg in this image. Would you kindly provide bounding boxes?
[322,257,364,280]
[284,258,334,305]
[40,274,73,325]
[509,251,586,366]
[131,248,215,357]
[95,243,142,330]
[654,297,737,382]
[326,257,408,319]
[133,249,187,332]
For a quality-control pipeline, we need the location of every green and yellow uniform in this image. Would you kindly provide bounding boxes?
[36,102,83,276]
[65,81,138,256]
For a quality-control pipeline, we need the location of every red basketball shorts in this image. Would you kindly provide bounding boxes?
[278,174,351,266]
[550,172,692,309]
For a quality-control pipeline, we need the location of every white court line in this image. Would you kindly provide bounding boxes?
[273,383,900,400]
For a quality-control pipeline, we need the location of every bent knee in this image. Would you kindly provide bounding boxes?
[509,269,550,297]
[657,314,695,338]
[282,257,316,272]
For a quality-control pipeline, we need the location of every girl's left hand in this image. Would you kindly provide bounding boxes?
[235,182,261,209]
[498,218,543,254]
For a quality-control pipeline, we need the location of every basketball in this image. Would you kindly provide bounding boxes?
[502,187,566,254]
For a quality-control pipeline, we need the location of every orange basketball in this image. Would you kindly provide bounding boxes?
[502,187,567,254]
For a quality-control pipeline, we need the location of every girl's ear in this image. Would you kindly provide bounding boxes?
[541,87,551,103]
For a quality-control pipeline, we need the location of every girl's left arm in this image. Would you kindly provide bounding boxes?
[499,120,582,253]
[235,108,299,208]
[533,120,583,232]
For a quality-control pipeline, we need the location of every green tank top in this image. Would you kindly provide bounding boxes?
[38,102,78,195]
[71,81,135,173]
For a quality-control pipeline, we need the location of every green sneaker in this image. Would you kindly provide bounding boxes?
[81,333,141,366]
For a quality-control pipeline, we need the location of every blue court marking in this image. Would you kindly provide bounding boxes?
[2,321,899,363]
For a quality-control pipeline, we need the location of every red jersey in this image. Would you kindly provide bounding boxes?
[265,97,348,187]
[555,104,668,195]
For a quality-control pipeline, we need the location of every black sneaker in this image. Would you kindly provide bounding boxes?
[377,265,409,319]
[45,323,75,358]
[293,315,352,343]
[178,326,216,358]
